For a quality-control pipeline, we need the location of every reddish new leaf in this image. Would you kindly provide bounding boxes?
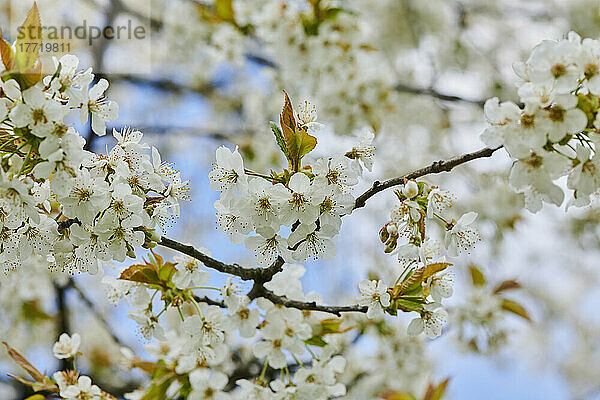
[493,280,521,294]
[119,263,161,286]
[3,342,45,383]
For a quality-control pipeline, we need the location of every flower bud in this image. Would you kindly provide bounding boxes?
[384,236,398,253]
[386,223,398,236]
[143,240,158,249]
[148,229,162,243]
[379,226,390,243]
[402,180,419,199]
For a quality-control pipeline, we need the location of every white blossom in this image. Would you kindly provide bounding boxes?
[444,212,480,257]
[209,146,248,194]
[358,279,390,319]
[407,304,448,339]
[80,78,118,136]
[245,226,292,267]
[52,333,81,359]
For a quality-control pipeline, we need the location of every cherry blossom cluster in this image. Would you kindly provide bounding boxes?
[101,251,349,399]
[482,32,600,211]
[2,3,595,399]
[55,125,189,274]
[359,180,480,338]
[0,54,188,275]
[209,101,374,266]
[51,334,115,400]
[338,321,432,397]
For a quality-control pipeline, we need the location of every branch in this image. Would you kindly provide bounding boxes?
[95,73,216,96]
[158,237,284,281]
[57,146,502,318]
[194,295,226,308]
[54,282,70,371]
[157,239,366,316]
[393,83,486,106]
[257,289,367,317]
[104,72,487,108]
[158,147,504,314]
[353,146,501,210]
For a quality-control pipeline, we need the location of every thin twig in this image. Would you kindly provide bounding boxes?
[194,295,226,308]
[258,289,367,317]
[353,146,501,210]
[95,73,216,96]
[393,83,486,106]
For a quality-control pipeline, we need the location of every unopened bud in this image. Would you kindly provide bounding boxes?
[386,223,398,236]
[148,229,162,243]
[143,240,157,249]
[402,180,419,199]
[384,236,398,253]
[379,226,390,243]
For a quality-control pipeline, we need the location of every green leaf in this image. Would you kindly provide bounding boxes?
[398,267,425,294]
[9,3,43,89]
[304,335,328,347]
[423,262,452,280]
[401,284,424,298]
[142,364,176,400]
[141,379,174,400]
[24,395,46,400]
[500,298,531,322]
[468,265,486,287]
[394,298,424,313]
[31,377,59,392]
[215,0,235,23]
[270,121,289,158]
[323,7,345,20]
[158,261,177,282]
[14,3,42,71]
[315,317,354,336]
[119,263,161,286]
[279,91,317,171]
[319,318,343,334]
[22,300,53,322]
[296,124,317,161]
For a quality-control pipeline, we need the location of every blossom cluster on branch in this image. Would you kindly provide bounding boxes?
[0,6,189,275]
[2,3,590,400]
[483,32,600,211]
